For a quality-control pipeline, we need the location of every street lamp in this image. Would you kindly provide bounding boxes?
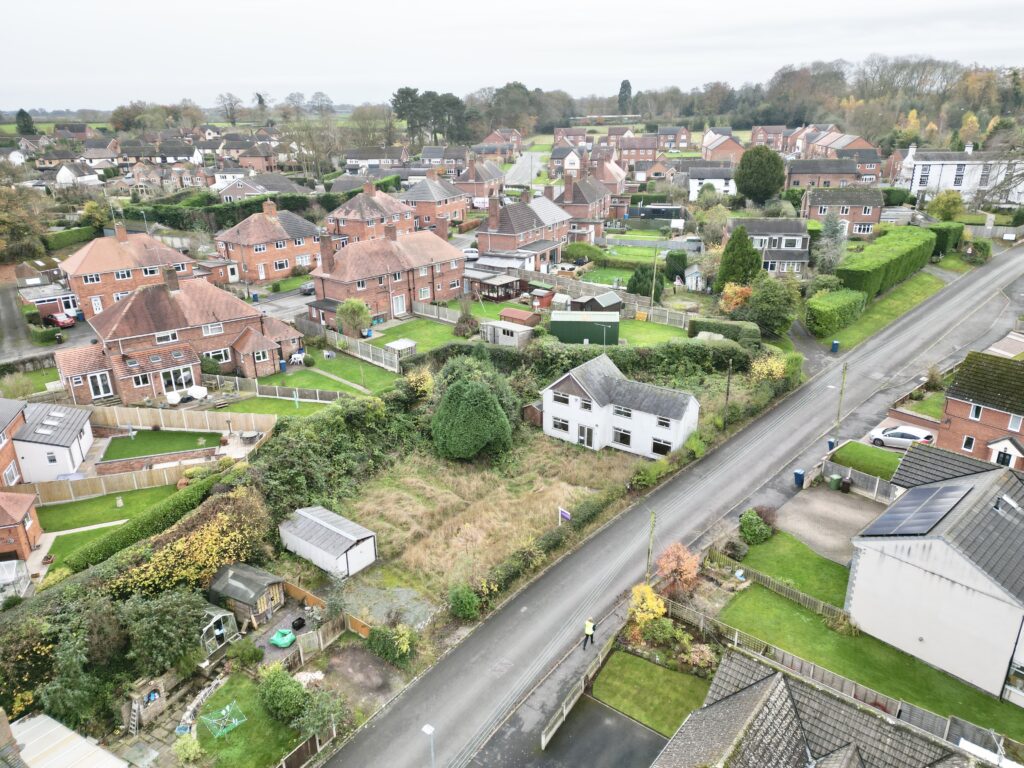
[422,724,435,768]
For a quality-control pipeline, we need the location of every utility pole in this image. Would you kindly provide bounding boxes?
[645,507,656,582]
[835,362,848,434]
[724,358,733,426]
[649,245,659,308]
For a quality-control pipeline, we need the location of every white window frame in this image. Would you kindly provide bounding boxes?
[45,451,57,465]
[0,431,6,448]
[254,349,269,363]
[356,280,366,291]
[155,331,179,344]
[839,205,850,215]
[253,243,267,253]
[1010,414,1023,432]
[203,348,231,363]
[132,373,151,388]
[963,435,975,452]
[853,223,874,235]
[114,269,132,280]
[657,416,671,429]
[419,287,430,300]
[3,460,20,486]
[113,291,130,302]
[202,323,224,337]
[581,398,592,411]
[970,404,983,421]
[174,263,187,273]
[273,259,289,271]
[612,428,631,447]
[83,273,101,284]
[142,266,159,277]
[296,254,311,267]
[419,266,428,277]
[818,205,827,215]
[652,438,673,456]
[275,240,286,250]
[551,417,569,433]
[553,392,569,405]
[294,237,304,246]
[862,206,873,215]
[449,280,459,289]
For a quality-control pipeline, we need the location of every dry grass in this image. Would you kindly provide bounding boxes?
[336,431,639,591]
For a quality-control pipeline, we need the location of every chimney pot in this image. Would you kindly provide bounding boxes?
[543,185,555,201]
[964,142,974,154]
[262,199,277,217]
[114,221,128,242]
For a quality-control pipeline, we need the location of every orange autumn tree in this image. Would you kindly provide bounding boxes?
[656,542,700,600]
[719,282,752,314]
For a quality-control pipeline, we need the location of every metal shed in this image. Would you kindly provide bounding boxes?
[481,320,534,350]
[549,311,620,346]
[279,505,377,579]
[570,291,623,313]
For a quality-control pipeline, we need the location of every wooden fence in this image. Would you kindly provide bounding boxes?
[540,634,616,750]
[412,300,460,324]
[202,374,348,405]
[620,303,689,329]
[293,317,401,372]
[89,403,277,434]
[704,549,847,621]
[8,465,190,504]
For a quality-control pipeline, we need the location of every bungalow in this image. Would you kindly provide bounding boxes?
[218,172,310,202]
[801,187,884,236]
[2,148,26,166]
[14,403,94,483]
[209,562,285,627]
[325,182,415,245]
[0,491,41,563]
[279,505,377,579]
[687,167,735,201]
[541,354,699,459]
[35,149,76,170]
[345,146,409,169]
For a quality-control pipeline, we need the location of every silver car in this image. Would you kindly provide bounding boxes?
[868,425,934,449]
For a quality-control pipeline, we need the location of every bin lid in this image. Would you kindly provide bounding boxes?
[829,474,842,480]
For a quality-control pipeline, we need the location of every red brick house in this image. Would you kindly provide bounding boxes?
[215,200,321,284]
[605,127,634,148]
[702,135,745,164]
[751,125,787,150]
[482,128,522,154]
[786,159,860,190]
[324,183,415,246]
[475,194,572,272]
[551,176,610,243]
[54,273,301,405]
[0,400,27,489]
[656,126,689,150]
[617,136,659,168]
[554,127,588,146]
[396,174,469,237]
[548,144,586,179]
[801,187,884,237]
[238,143,278,173]
[307,229,466,327]
[60,222,197,319]
[785,123,839,155]
[454,160,504,200]
[0,491,41,562]
[806,132,877,160]
[833,148,884,183]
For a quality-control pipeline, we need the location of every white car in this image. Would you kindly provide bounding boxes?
[462,247,478,256]
[868,425,934,449]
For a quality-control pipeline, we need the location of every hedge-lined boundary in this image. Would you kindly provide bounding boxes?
[687,317,761,347]
[836,227,936,296]
[42,226,98,252]
[928,222,964,255]
[804,289,868,337]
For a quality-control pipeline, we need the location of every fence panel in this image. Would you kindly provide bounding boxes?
[279,736,318,768]
[898,703,950,738]
[821,458,896,503]
[343,339,400,372]
[412,301,460,324]
[10,464,190,504]
[317,617,346,648]
[89,403,277,435]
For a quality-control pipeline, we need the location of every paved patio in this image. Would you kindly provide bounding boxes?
[776,485,886,565]
[250,599,318,662]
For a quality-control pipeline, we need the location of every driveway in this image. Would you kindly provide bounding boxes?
[0,282,94,364]
[775,485,885,564]
[250,289,311,323]
[505,152,547,186]
[327,244,1024,768]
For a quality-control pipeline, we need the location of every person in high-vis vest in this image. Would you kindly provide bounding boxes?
[582,617,596,649]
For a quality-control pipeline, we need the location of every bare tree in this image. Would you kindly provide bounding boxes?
[309,92,334,119]
[281,92,306,122]
[346,104,387,148]
[217,92,243,125]
[252,92,272,125]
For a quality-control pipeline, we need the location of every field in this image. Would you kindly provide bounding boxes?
[102,430,222,460]
[367,317,458,354]
[826,273,945,350]
[335,429,639,593]
[198,674,300,768]
[0,121,108,134]
[738,531,849,606]
[719,585,1024,740]
[905,390,946,420]
[37,486,176,531]
[829,441,902,481]
[592,652,710,737]
[219,397,329,417]
[619,319,687,345]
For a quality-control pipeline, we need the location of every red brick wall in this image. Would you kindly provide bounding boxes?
[238,155,278,173]
[703,144,745,164]
[0,507,40,561]
[939,399,1024,468]
[0,413,26,487]
[786,172,859,190]
[326,216,415,246]
[410,198,468,230]
[74,263,196,319]
[95,447,220,474]
[218,237,319,285]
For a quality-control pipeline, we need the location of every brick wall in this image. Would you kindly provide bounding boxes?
[74,263,196,319]
[95,446,219,474]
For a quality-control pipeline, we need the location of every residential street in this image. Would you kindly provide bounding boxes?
[326,245,1024,768]
[504,151,547,186]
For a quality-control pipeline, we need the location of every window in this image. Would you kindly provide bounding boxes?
[3,460,20,486]
[818,205,828,215]
[392,271,401,281]
[1010,414,1022,432]
[294,238,304,246]
[356,280,366,290]
[83,273,101,284]
[202,323,223,336]
[782,237,800,249]
[839,205,850,215]
[581,398,592,411]
[0,431,6,448]
[204,348,231,363]
[763,260,777,272]
[954,163,965,187]
[313,235,320,243]
[155,331,178,344]
[377,276,385,286]
[161,366,194,391]
[272,259,288,271]
[297,254,310,267]
[71,376,83,386]
[839,180,848,188]
[419,266,428,277]
[132,373,150,387]
[436,283,442,291]
[970,404,983,421]
[450,259,458,270]
[419,287,430,300]
[275,240,286,249]
[449,280,459,289]
[853,223,874,235]
[142,266,159,277]
[919,164,930,185]
[791,180,801,187]
[652,439,672,456]
[45,451,57,465]
[657,416,671,429]
[174,263,187,273]
[113,291,130,301]
[613,405,632,418]
[996,450,1013,467]
[254,349,269,362]
[980,164,991,187]
[862,206,873,215]
[864,163,876,170]
[822,180,831,188]
[612,428,631,447]
[114,269,132,280]
[963,435,975,452]
[553,392,569,405]
[254,243,267,253]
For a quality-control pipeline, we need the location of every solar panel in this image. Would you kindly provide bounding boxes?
[862,484,971,537]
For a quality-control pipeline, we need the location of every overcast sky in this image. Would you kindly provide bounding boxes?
[5,0,1024,111]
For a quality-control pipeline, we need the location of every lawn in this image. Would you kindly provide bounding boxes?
[719,585,1024,741]
[197,673,301,768]
[618,230,664,240]
[764,333,796,353]
[219,397,329,417]
[312,350,399,394]
[606,245,663,263]
[661,150,702,158]
[37,486,176,532]
[739,532,849,606]
[102,430,223,461]
[444,299,527,321]
[830,441,902,480]
[46,528,114,568]
[528,142,553,152]
[269,274,309,293]
[954,212,1012,226]
[22,367,60,393]
[620,319,687,346]
[825,273,945,350]
[935,253,973,273]
[592,651,710,737]
[583,266,634,286]
[258,367,364,396]
[367,317,457,354]
[905,390,946,420]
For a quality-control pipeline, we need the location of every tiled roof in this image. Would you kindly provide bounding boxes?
[327,190,413,221]
[689,166,734,180]
[620,136,658,150]
[550,145,578,160]
[946,351,1024,415]
[54,344,110,378]
[346,147,406,161]
[260,316,302,343]
[112,343,198,379]
[397,177,467,203]
[457,160,504,183]
[231,327,278,355]
[312,230,464,284]
[834,148,883,163]
[0,491,35,527]
[705,134,742,151]
[552,354,693,420]
[788,159,859,175]
[806,187,884,206]
[727,218,808,236]
[224,173,309,195]
[216,207,319,246]
[891,443,995,489]
[330,175,368,194]
[556,177,609,206]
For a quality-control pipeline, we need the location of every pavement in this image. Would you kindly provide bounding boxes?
[325,242,1024,768]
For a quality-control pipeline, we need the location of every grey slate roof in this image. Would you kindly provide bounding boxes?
[550,145,577,160]
[487,197,571,234]
[420,146,445,160]
[276,210,320,239]
[891,443,995,489]
[397,177,466,203]
[806,187,884,206]
[834,148,882,164]
[914,150,1001,162]
[688,166,733,180]
[229,173,309,195]
[280,505,375,558]
[945,351,1024,415]
[210,563,283,606]
[330,175,368,194]
[727,218,808,236]
[788,159,859,175]
[555,354,693,420]
[0,398,26,429]
[15,403,90,448]
[457,160,504,183]
[556,177,609,206]
[346,147,406,161]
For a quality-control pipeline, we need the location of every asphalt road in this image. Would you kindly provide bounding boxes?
[505,152,548,186]
[327,245,1024,768]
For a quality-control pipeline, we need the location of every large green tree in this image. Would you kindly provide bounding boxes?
[15,109,35,135]
[665,250,688,281]
[738,274,801,336]
[618,80,633,114]
[122,589,207,677]
[337,299,371,337]
[713,225,761,292]
[627,264,666,302]
[431,379,512,460]
[734,145,785,205]
[926,190,964,221]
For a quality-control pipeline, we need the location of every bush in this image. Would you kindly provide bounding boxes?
[928,222,964,255]
[226,638,264,669]
[173,735,204,765]
[723,537,749,560]
[271,282,282,293]
[562,242,603,264]
[687,317,760,346]
[199,356,221,375]
[804,289,867,337]
[881,187,911,207]
[303,355,316,367]
[63,474,220,572]
[641,617,676,647]
[630,458,673,490]
[925,365,944,391]
[431,379,512,460]
[367,625,418,669]
[28,324,59,344]
[448,583,481,621]
[1012,207,1024,227]
[41,226,97,252]
[835,227,936,296]
[1,595,23,611]
[807,274,843,297]
[739,508,772,545]
[258,663,309,723]
[23,309,41,326]
[963,238,992,264]
[753,505,777,530]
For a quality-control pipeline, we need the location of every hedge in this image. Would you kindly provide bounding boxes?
[881,187,912,207]
[804,289,868,337]
[629,192,670,205]
[563,242,604,263]
[928,222,964,255]
[42,226,98,252]
[806,218,822,246]
[687,317,761,346]
[835,226,936,297]
[28,324,58,344]
[63,474,221,572]
[964,238,992,264]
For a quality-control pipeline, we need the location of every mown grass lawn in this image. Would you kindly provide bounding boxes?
[102,430,222,460]
[47,528,114,568]
[445,299,527,321]
[529,142,553,152]
[740,532,849,606]
[219,397,329,417]
[935,253,974,273]
[830,441,902,480]
[618,230,663,240]
[719,585,1024,741]
[38,486,176,532]
[620,319,687,346]
[583,266,634,286]
[258,367,364,396]
[312,350,398,394]
[269,274,309,293]
[606,245,663,263]
[198,674,301,768]
[826,272,945,350]
[905,390,946,420]
[367,317,457,353]
[592,652,710,736]
[21,367,60,393]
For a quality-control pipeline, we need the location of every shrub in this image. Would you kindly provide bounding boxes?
[367,624,418,669]
[630,459,673,491]
[562,242,603,264]
[258,663,309,723]
[687,643,718,672]
[687,317,760,346]
[835,227,936,296]
[173,735,204,765]
[629,583,666,633]
[928,222,964,255]
[754,505,777,530]
[739,508,772,545]
[431,379,512,460]
[1,595,23,611]
[804,289,867,337]
[723,537,748,560]
[199,356,221,375]
[28,324,59,344]
[448,583,481,621]
[684,432,706,459]
[881,187,911,207]
[925,365,944,391]
[641,617,676,647]
[807,274,843,297]
[1013,207,1024,228]
[41,226,97,252]
[569,487,624,531]
[963,238,992,264]
[303,355,316,367]
[719,283,752,313]
[23,309,41,326]
[226,638,264,669]
[656,542,700,599]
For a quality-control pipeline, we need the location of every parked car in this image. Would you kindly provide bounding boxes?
[42,312,76,328]
[299,281,315,295]
[462,247,478,256]
[868,425,934,449]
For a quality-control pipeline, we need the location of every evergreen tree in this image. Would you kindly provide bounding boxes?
[734,145,785,205]
[814,211,846,274]
[713,225,761,292]
[618,80,632,115]
[627,264,666,302]
[15,109,35,135]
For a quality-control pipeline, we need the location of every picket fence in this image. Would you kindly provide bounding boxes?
[293,317,401,372]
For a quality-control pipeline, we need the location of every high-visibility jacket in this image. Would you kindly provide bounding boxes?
[584,620,595,636]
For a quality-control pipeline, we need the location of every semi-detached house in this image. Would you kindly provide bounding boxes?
[325,183,415,246]
[395,174,469,238]
[215,200,321,285]
[475,194,572,273]
[801,187,883,236]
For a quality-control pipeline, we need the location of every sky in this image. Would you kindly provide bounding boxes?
[4,0,1024,111]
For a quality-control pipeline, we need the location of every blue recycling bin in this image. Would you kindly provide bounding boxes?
[827,437,837,452]
[794,469,805,489]
[831,339,840,353]
[279,360,287,373]
[252,292,260,303]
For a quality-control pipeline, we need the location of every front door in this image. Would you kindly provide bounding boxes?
[257,263,266,281]
[90,296,103,314]
[88,372,112,399]
[996,450,1013,467]
[228,264,238,282]
[392,294,406,317]
[578,425,593,448]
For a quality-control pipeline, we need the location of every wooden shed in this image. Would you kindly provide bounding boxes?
[209,563,285,627]
[570,290,623,313]
[279,505,377,579]
[499,307,541,327]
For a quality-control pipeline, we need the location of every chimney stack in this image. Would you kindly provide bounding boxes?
[520,189,531,204]
[564,174,574,205]
[964,142,974,155]
[543,185,555,201]
[262,199,277,217]
[487,195,500,230]
[467,157,478,181]
[384,223,398,241]
[163,266,180,293]
[114,221,128,242]
[318,234,335,274]
[434,218,450,240]
[363,181,375,196]
[426,167,439,180]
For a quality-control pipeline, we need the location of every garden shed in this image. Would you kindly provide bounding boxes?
[481,320,534,350]
[570,291,623,313]
[550,311,620,345]
[498,307,541,327]
[279,505,377,579]
[209,563,285,627]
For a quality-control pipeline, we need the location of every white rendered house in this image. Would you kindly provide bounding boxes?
[13,403,94,482]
